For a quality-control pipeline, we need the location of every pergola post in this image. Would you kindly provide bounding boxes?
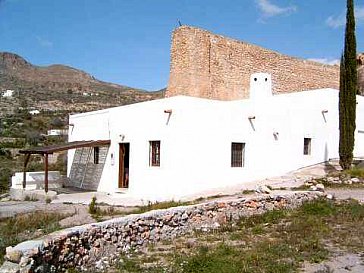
[44,153,49,193]
[23,154,31,189]
[19,140,111,193]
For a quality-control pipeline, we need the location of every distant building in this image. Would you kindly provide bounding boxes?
[47,129,68,136]
[67,73,364,200]
[2,89,14,97]
[29,110,40,115]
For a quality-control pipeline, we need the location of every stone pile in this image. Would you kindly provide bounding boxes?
[326,175,363,185]
[1,191,322,273]
[306,175,363,187]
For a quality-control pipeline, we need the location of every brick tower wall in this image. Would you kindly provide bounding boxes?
[166,26,340,100]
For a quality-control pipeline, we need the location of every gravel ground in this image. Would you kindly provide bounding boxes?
[327,188,364,203]
[302,252,364,273]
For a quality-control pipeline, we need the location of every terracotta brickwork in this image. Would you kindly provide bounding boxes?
[166,26,340,100]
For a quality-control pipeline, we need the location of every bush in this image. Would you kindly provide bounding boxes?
[0,148,11,157]
[0,167,12,193]
[345,167,364,179]
[89,196,99,214]
[50,117,65,128]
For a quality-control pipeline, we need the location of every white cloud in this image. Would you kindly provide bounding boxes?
[255,0,297,18]
[326,15,345,28]
[308,58,340,66]
[36,36,53,48]
[326,6,364,28]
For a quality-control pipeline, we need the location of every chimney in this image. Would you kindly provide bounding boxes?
[249,73,272,101]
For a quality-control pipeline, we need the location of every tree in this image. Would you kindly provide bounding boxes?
[339,0,357,170]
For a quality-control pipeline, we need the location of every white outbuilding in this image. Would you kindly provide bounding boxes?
[67,73,364,200]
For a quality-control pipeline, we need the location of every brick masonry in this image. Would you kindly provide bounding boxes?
[166,26,340,100]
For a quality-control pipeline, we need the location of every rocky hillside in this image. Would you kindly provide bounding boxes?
[0,52,164,116]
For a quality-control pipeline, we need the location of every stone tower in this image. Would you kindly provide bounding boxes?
[166,26,340,100]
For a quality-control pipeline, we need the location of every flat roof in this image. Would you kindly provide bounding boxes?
[19,140,111,155]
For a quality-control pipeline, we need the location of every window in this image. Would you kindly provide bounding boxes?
[149,141,161,167]
[231,142,245,167]
[303,138,311,155]
[94,147,100,164]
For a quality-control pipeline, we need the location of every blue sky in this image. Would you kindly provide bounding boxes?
[0,0,363,91]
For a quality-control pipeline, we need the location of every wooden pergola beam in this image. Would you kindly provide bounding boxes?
[19,140,111,193]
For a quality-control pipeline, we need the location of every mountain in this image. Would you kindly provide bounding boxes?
[0,52,164,116]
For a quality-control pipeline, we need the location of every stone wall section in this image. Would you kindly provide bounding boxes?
[166,26,340,100]
[2,192,321,272]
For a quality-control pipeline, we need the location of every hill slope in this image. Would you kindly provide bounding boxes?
[0,52,164,116]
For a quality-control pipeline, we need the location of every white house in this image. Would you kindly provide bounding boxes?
[2,89,14,98]
[29,109,40,115]
[67,73,364,200]
[47,129,68,136]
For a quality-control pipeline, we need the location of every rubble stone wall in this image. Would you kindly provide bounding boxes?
[3,192,321,273]
[166,26,340,100]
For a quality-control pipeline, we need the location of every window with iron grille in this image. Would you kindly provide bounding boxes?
[303,138,311,155]
[94,147,100,164]
[149,141,161,167]
[231,142,245,167]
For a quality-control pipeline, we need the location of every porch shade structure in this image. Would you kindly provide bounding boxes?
[19,140,110,193]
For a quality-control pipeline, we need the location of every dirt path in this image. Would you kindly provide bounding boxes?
[326,188,364,203]
[302,252,364,273]
[0,200,95,227]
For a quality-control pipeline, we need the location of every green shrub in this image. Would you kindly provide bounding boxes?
[0,167,12,193]
[89,196,99,214]
[344,167,364,179]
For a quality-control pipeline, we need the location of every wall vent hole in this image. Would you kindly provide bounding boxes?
[254,78,257,81]
[265,78,268,82]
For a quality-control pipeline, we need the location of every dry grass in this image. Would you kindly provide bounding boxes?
[0,211,69,263]
[116,198,364,273]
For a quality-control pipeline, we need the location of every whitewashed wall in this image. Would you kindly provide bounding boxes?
[68,73,364,200]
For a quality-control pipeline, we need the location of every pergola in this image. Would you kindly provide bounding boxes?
[19,140,110,192]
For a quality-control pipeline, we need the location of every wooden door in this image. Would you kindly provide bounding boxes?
[118,144,125,188]
[118,143,130,188]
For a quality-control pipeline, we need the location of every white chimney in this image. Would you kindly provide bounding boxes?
[249,73,272,101]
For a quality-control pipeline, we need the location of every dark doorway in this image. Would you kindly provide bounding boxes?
[118,143,130,188]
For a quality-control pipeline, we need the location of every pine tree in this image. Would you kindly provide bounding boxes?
[339,0,357,170]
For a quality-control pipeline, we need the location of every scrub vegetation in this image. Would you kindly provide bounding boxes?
[0,212,69,263]
[116,198,364,273]
[89,197,193,221]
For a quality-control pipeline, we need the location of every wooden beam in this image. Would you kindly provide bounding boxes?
[23,154,31,189]
[44,154,49,193]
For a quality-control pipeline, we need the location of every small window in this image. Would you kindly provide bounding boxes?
[231,142,245,167]
[94,147,100,164]
[303,138,311,155]
[149,141,161,167]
